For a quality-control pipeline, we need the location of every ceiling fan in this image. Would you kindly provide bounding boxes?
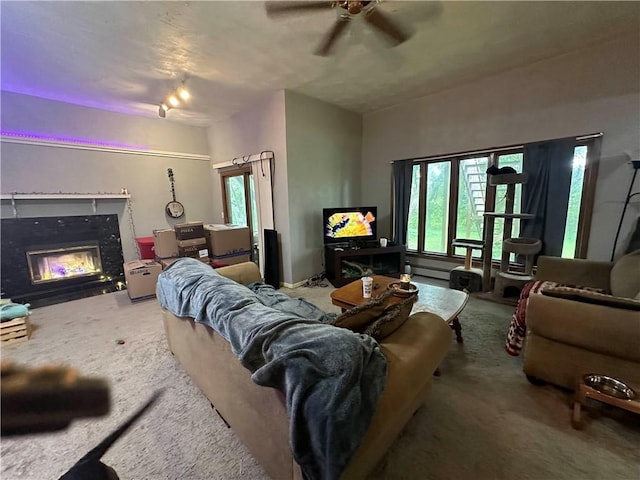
[265,1,412,56]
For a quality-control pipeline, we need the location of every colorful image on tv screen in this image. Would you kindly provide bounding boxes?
[325,211,376,239]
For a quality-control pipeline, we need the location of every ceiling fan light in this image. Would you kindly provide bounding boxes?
[178,87,190,100]
[168,95,180,107]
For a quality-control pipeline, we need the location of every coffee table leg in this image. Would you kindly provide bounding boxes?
[451,317,463,343]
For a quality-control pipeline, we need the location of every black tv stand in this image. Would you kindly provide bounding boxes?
[325,244,406,287]
[347,240,367,250]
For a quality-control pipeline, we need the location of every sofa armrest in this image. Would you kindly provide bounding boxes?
[527,294,640,362]
[379,311,451,376]
[536,256,612,290]
[342,311,451,480]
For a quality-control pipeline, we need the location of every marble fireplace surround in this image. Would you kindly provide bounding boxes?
[1,214,126,307]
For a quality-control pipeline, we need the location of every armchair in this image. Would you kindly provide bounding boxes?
[523,253,640,390]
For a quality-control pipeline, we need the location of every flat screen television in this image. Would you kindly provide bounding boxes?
[322,207,377,245]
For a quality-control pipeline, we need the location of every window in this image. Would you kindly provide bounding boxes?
[492,152,523,262]
[423,162,451,253]
[225,174,248,225]
[406,165,421,251]
[220,167,258,244]
[562,146,587,258]
[455,157,489,258]
[406,139,598,262]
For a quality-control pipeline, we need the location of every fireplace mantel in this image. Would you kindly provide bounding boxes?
[0,193,131,200]
[1,193,131,217]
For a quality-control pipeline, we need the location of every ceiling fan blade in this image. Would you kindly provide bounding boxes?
[315,15,350,56]
[364,7,411,45]
[265,1,335,17]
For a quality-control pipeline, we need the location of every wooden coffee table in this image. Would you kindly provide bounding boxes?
[330,275,469,343]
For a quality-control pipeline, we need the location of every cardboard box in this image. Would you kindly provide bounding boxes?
[153,229,179,258]
[175,221,205,240]
[124,260,162,301]
[204,224,252,263]
[177,237,209,259]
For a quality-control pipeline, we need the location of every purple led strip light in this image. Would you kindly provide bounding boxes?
[1,131,148,150]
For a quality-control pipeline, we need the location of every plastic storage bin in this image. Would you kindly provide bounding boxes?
[136,236,155,260]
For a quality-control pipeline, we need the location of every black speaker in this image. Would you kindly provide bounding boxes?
[264,229,280,288]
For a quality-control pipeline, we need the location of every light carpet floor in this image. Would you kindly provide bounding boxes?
[1,277,639,480]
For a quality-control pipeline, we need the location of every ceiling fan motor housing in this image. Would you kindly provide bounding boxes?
[266,0,408,56]
[340,1,373,15]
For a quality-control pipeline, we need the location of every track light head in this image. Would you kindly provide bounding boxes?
[177,86,190,101]
[158,105,166,118]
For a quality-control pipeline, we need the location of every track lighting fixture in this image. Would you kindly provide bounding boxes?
[157,83,190,118]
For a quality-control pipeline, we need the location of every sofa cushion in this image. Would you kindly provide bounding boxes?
[331,290,394,333]
[610,250,640,298]
[331,291,392,333]
[541,286,640,311]
[364,296,417,341]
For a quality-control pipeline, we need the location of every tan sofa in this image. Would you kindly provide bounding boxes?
[523,253,640,390]
[161,261,452,480]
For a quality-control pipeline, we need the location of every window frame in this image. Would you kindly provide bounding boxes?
[220,166,255,234]
[403,137,600,263]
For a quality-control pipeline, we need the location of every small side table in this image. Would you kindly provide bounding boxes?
[572,375,640,429]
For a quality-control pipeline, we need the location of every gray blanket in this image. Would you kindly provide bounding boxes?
[156,258,387,480]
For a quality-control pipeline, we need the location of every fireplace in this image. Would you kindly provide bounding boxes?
[26,242,103,284]
[1,215,125,307]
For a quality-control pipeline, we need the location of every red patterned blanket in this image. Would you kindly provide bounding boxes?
[505,280,557,356]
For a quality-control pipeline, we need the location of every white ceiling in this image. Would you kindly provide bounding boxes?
[2,1,638,127]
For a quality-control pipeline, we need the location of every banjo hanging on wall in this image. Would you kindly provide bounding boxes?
[165,168,185,219]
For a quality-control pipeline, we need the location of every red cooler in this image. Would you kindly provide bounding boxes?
[136,236,155,260]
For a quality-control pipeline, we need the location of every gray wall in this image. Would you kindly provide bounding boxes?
[208,90,363,285]
[1,92,213,262]
[284,90,362,283]
[208,91,291,281]
[362,33,640,262]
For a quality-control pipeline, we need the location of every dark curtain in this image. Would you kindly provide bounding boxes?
[392,159,414,245]
[520,139,575,257]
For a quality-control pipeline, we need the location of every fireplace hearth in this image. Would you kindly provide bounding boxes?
[1,215,125,307]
